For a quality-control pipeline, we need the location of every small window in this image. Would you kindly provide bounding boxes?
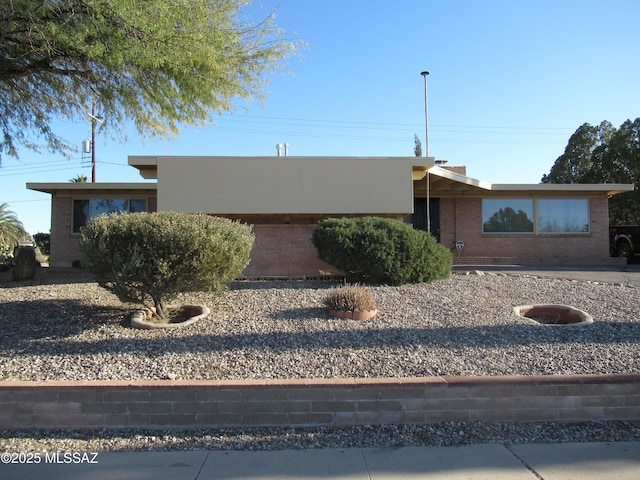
[538,199,589,233]
[72,198,148,233]
[482,199,534,233]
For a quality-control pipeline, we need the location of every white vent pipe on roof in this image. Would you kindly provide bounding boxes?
[276,143,289,156]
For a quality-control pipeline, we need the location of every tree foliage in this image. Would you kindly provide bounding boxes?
[542,119,640,225]
[0,0,299,161]
[483,207,533,233]
[0,203,28,253]
[79,212,254,320]
[414,134,422,157]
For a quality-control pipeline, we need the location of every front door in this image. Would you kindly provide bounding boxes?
[412,198,440,242]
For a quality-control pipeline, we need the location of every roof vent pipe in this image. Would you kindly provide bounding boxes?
[276,144,283,156]
[284,143,289,156]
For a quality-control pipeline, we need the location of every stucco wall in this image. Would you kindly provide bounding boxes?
[157,157,418,215]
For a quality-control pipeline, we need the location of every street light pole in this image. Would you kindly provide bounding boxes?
[420,71,429,157]
[420,70,431,234]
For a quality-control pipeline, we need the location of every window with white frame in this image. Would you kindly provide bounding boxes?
[72,198,147,233]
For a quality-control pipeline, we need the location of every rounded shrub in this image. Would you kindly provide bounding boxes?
[79,212,254,320]
[312,216,452,285]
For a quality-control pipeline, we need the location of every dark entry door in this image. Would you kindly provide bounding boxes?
[412,198,440,242]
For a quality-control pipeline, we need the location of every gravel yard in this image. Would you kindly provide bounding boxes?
[1,267,639,451]
[1,267,639,381]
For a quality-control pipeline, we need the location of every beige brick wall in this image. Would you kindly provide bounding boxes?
[50,194,81,267]
[49,194,157,268]
[243,224,339,278]
[440,196,617,265]
[48,191,617,272]
[0,374,638,429]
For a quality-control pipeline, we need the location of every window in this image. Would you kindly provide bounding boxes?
[538,199,589,233]
[482,198,590,235]
[482,199,534,233]
[72,198,147,232]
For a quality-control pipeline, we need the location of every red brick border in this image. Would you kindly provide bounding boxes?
[0,374,638,430]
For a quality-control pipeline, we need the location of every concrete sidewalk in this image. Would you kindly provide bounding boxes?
[2,442,639,479]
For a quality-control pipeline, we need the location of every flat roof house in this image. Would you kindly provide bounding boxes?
[27,156,633,276]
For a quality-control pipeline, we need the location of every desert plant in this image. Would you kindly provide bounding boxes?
[323,284,377,312]
[0,203,28,252]
[79,212,254,320]
[312,216,452,285]
[12,246,38,281]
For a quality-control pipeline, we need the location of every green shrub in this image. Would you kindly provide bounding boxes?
[323,284,377,312]
[312,217,452,285]
[80,212,254,320]
[33,232,50,256]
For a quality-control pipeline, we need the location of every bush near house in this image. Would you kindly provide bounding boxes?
[312,217,452,285]
[79,212,254,320]
[32,232,50,257]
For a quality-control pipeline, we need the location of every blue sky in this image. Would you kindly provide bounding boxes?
[2,0,640,235]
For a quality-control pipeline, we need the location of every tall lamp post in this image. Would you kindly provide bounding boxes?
[420,70,431,233]
[420,71,429,157]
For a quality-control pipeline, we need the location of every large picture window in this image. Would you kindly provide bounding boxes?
[482,198,590,234]
[537,199,589,233]
[72,198,147,232]
[482,199,534,233]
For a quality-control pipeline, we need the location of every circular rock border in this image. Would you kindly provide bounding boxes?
[130,304,210,329]
[514,304,593,326]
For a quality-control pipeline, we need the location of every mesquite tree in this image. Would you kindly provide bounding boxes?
[0,0,300,162]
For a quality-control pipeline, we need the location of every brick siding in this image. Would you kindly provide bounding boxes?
[1,374,638,430]
[440,196,622,265]
[242,224,339,278]
[49,194,157,268]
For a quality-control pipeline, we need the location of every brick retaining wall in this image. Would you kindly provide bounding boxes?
[1,374,639,430]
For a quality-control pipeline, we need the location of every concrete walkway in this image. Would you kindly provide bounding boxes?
[453,263,640,287]
[2,442,639,479]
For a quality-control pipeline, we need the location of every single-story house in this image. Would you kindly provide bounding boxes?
[27,155,634,276]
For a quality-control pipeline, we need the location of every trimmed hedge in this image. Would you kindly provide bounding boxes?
[312,217,452,284]
[79,212,254,320]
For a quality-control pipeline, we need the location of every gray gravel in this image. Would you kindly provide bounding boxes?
[1,267,639,451]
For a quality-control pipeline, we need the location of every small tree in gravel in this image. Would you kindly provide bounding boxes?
[80,212,254,320]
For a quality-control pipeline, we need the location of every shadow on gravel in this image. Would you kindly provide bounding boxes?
[230,280,337,291]
[3,319,638,356]
[0,268,96,287]
[0,299,128,341]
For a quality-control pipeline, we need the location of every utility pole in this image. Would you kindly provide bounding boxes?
[91,100,96,183]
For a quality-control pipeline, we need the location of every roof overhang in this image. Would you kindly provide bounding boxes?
[129,155,437,181]
[415,166,634,198]
[26,183,157,195]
